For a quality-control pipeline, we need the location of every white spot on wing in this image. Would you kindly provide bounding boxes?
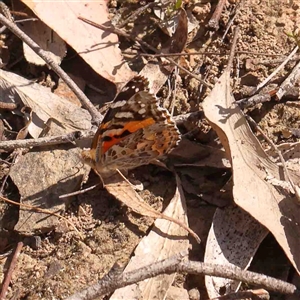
[110,100,127,108]
[115,112,134,118]
[102,128,123,137]
[138,108,146,115]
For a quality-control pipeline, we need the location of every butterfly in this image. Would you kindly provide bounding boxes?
[82,76,181,176]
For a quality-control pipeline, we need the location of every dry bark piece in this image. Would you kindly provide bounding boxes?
[202,70,300,295]
[21,0,133,84]
[110,175,189,300]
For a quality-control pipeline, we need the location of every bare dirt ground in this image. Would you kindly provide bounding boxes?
[0,0,299,299]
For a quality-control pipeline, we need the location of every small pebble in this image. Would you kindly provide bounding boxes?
[189,288,200,300]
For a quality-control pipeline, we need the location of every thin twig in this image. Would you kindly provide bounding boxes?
[79,17,158,53]
[173,110,204,125]
[59,183,100,199]
[211,289,269,300]
[0,109,201,151]
[236,92,273,109]
[0,13,102,125]
[168,56,213,88]
[0,101,18,110]
[67,253,187,300]
[276,60,300,100]
[221,1,242,42]
[169,67,178,115]
[15,18,39,23]
[0,130,94,151]
[0,242,23,300]
[0,2,13,21]
[226,27,240,72]
[208,0,227,30]
[67,254,300,300]
[249,46,299,96]
[134,51,287,58]
[0,120,4,141]
[117,2,156,28]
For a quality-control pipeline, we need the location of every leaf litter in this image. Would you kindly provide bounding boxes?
[203,69,300,297]
[0,1,299,299]
[110,175,189,300]
[20,0,133,84]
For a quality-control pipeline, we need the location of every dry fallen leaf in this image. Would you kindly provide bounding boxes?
[204,206,268,296]
[12,0,66,66]
[110,175,189,300]
[22,19,66,66]
[0,69,91,138]
[21,0,133,84]
[202,70,300,297]
[103,172,200,243]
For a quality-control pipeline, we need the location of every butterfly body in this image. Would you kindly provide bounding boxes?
[82,77,181,175]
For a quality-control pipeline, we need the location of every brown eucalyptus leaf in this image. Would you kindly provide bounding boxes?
[202,70,300,281]
[21,0,133,84]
